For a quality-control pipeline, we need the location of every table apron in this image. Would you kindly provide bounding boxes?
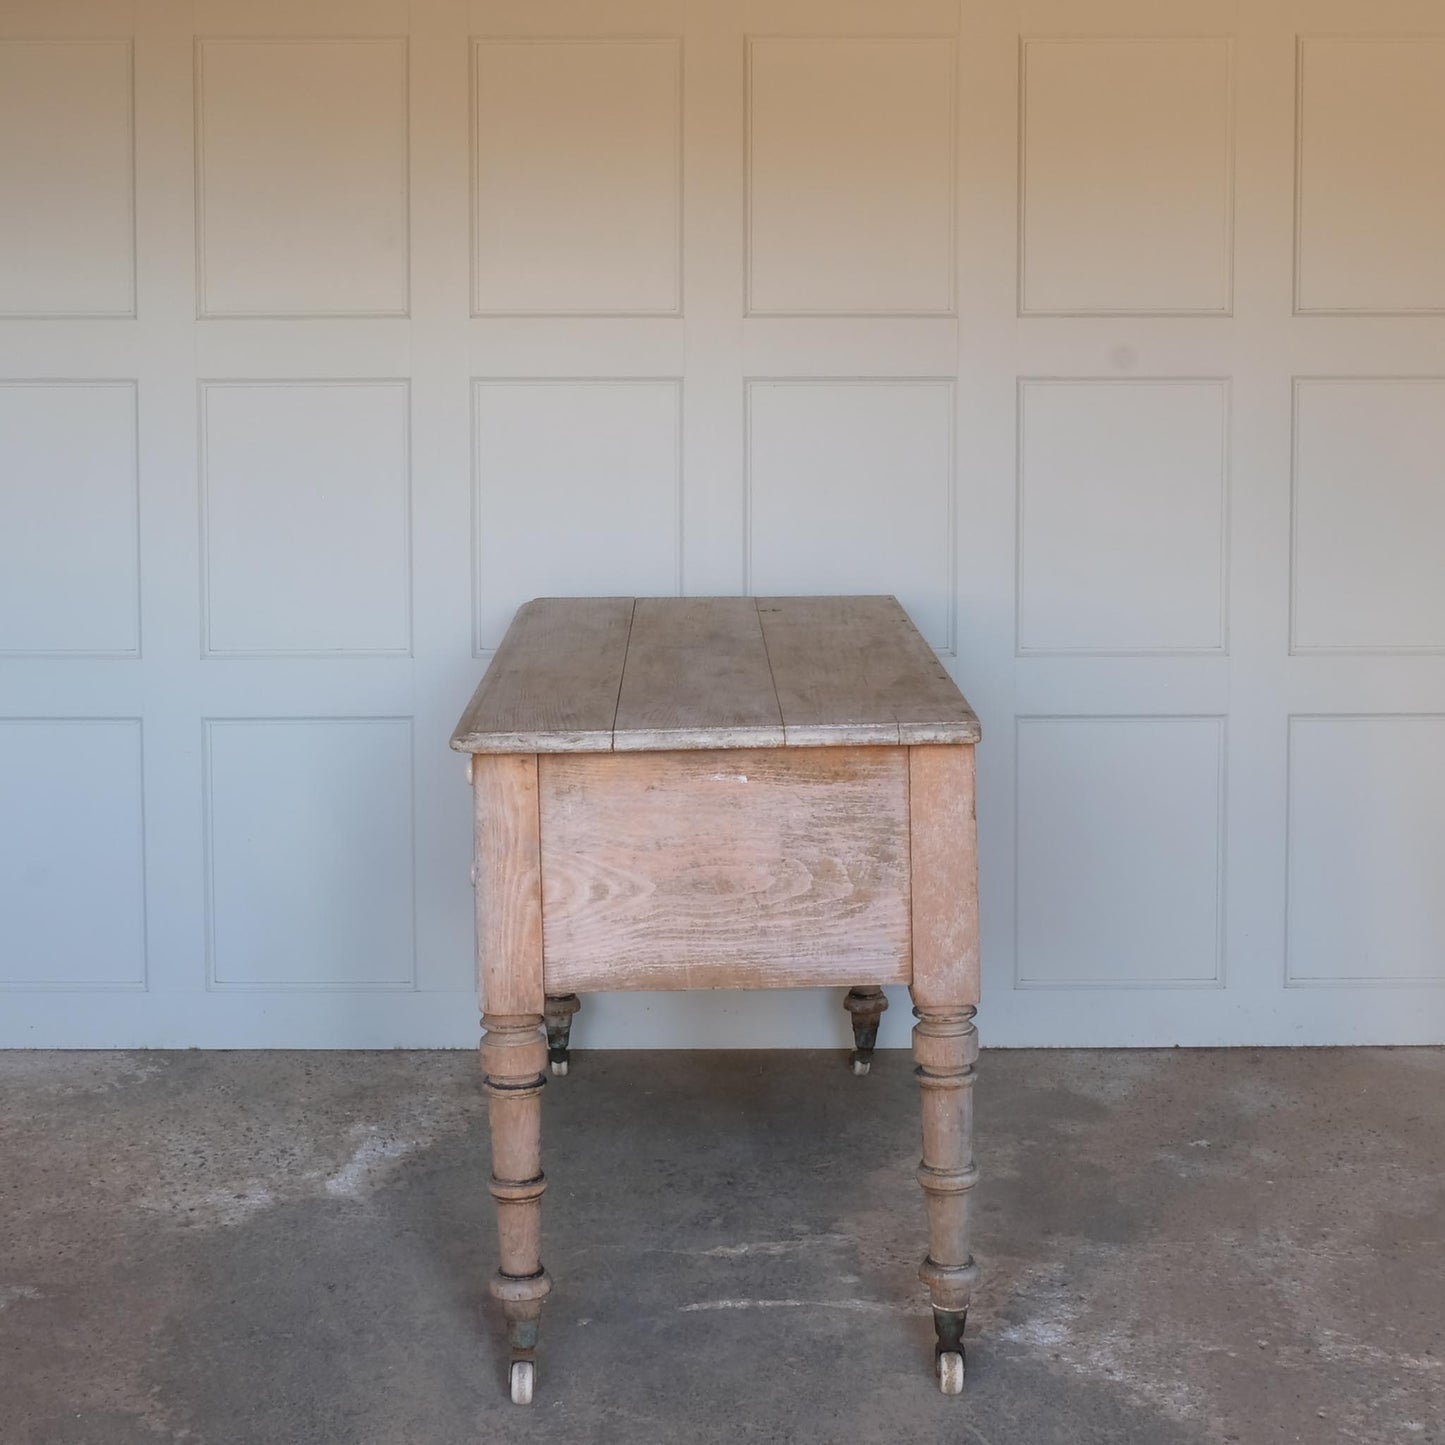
[536,746,913,994]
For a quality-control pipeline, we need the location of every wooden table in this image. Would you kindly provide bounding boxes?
[452,596,982,1403]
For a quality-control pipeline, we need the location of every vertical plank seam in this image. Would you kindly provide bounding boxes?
[751,596,789,742]
[531,752,549,990]
[904,744,916,985]
[606,598,639,751]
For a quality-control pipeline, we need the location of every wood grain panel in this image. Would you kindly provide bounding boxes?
[611,596,784,750]
[757,595,979,744]
[538,747,911,992]
[908,744,980,1010]
[452,598,634,753]
[473,752,545,1015]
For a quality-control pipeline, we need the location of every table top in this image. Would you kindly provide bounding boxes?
[451,595,980,754]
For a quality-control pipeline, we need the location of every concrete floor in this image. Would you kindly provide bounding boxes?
[1,1048,1441,1445]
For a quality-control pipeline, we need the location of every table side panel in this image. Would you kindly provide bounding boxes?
[538,747,912,992]
[908,743,981,1010]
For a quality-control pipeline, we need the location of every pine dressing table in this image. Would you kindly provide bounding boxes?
[451,595,982,1403]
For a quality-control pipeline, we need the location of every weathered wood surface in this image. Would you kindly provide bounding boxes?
[537,746,912,993]
[908,744,981,1010]
[451,596,634,754]
[450,596,979,753]
[757,595,980,746]
[912,1002,980,1375]
[612,596,784,750]
[472,752,545,1016]
[461,603,986,1399]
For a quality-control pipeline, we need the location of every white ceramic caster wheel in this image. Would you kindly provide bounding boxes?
[550,1059,568,1077]
[510,1360,534,1405]
[937,1351,964,1395]
[851,1058,871,1076]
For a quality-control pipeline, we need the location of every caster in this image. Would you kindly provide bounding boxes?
[509,1359,534,1405]
[937,1351,964,1396]
[545,993,580,1078]
[844,987,887,1077]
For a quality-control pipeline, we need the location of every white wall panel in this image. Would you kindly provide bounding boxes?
[1015,717,1225,987]
[1020,38,1233,315]
[746,379,954,651]
[0,721,145,987]
[472,380,681,650]
[196,38,409,317]
[201,381,411,655]
[205,719,414,988]
[1287,717,1445,984]
[1018,380,1227,654]
[3,0,1442,1048]
[472,39,682,315]
[1292,379,1445,653]
[0,40,134,317]
[746,38,955,315]
[0,383,139,656]
[1296,39,1445,314]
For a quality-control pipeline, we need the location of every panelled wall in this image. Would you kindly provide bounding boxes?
[1,0,1442,1047]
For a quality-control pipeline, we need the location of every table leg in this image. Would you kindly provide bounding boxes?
[843,986,889,1075]
[543,993,581,1076]
[481,1012,551,1405]
[912,1002,979,1396]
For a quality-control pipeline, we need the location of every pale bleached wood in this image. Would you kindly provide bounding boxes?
[451,597,634,754]
[908,744,981,1010]
[756,595,980,746]
[451,596,979,753]
[473,752,545,1016]
[474,750,551,1382]
[906,742,982,1359]
[537,746,911,992]
[912,1005,979,1335]
[461,603,986,1399]
[480,1015,551,1374]
[611,596,784,750]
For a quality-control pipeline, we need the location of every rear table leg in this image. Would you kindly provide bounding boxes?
[543,993,580,1076]
[844,986,889,1075]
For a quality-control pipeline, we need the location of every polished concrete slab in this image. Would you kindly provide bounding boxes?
[1,1047,1441,1445]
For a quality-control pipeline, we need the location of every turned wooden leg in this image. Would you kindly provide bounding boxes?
[843,986,889,1075]
[543,993,580,1077]
[481,1012,551,1405]
[912,1003,979,1396]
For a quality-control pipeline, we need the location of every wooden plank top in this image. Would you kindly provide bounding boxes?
[450,596,980,754]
